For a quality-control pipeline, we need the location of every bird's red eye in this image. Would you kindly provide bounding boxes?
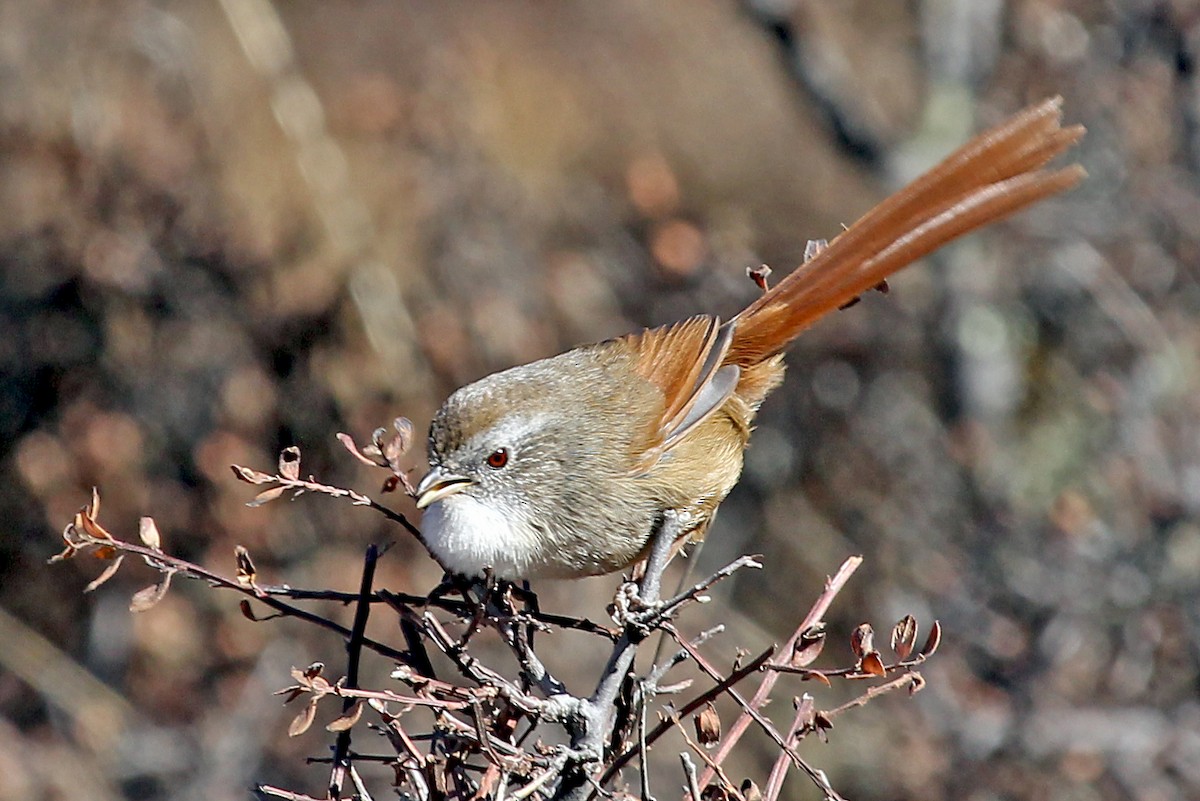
[486,448,509,469]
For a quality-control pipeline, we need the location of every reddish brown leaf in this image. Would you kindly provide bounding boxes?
[789,623,827,667]
[288,698,318,737]
[247,486,285,508]
[230,464,275,485]
[803,670,832,687]
[278,446,301,480]
[850,623,875,659]
[235,546,257,586]
[326,700,364,732]
[921,620,942,657]
[860,651,886,677]
[92,545,118,560]
[78,504,114,541]
[381,475,400,494]
[239,600,258,621]
[84,555,125,593]
[891,615,918,660]
[694,702,721,746]
[129,570,174,612]
[138,517,162,550]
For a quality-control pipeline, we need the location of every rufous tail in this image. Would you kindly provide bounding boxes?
[727,97,1086,368]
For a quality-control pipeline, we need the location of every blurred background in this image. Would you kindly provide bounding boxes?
[2,1,1198,799]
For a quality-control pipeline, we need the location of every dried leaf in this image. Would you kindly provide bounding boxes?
[247,486,285,508]
[230,464,275,485]
[90,486,101,519]
[921,620,942,657]
[78,502,114,541]
[850,623,875,659]
[793,693,816,733]
[239,600,258,621]
[860,651,886,677]
[130,570,174,612]
[326,700,364,732]
[288,698,318,737]
[909,672,926,695]
[891,615,918,660]
[47,543,78,564]
[390,417,414,459]
[790,623,827,667]
[694,702,721,747]
[303,662,325,679]
[741,779,763,801]
[804,670,832,688]
[381,475,400,494]
[84,555,125,593]
[278,687,306,704]
[338,432,380,467]
[138,517,162,550]
[235,546,257,586]
[92,545,118,560]
[278,446,301,480]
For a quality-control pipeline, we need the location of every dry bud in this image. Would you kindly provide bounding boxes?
[278,446,301,480]
[921,620,942,657]
[235,545,257,586]
[850,623,875,659]
[790,623,827,667]
[891,614,918,660]
[694,702,721,747]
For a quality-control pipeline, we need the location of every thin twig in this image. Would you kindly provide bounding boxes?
[668,709,744,801]
[680,753,702,801]
[66,532,414,663]
[599,646,775,783]
[701,556,862,785]
[822,672,924,722]
[328,544,378,800]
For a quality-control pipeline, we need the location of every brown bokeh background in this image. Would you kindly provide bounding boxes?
[2,1,1198,799]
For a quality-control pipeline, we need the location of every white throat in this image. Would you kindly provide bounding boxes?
[419,494,542,579]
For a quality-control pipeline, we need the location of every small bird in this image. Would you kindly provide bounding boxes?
[415,98,1085,580]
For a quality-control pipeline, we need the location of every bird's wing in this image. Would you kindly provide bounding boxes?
[617,315,740,474]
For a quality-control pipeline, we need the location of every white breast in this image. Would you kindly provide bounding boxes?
[419,495,543,579]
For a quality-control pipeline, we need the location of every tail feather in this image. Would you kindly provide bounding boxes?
[728,98,1085,367]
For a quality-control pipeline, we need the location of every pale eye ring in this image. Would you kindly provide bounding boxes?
[485,448,509,469]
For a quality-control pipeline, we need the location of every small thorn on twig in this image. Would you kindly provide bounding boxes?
[747,264,772,293]
[803,239,828,263]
